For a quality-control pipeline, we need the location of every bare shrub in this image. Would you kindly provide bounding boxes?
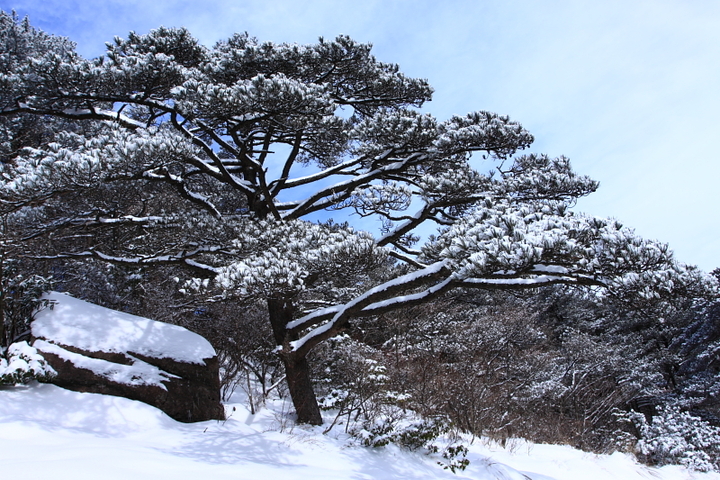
[353,289,649,452]
[182,300,284,411]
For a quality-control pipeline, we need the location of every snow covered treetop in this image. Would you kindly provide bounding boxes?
[1,12,716,367]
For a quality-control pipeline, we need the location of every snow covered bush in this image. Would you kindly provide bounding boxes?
[360,296,562,441]
[0,341,56,384]
[353,416,470,473]
[313,334,409,432]
[0,258,53,348]
[355,416,447,449]
[629,406,720,472]
[669,300,720,424]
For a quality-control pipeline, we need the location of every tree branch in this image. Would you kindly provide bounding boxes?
[284,152,426,219]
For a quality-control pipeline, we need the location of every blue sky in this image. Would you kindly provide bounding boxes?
[5,0,720,271]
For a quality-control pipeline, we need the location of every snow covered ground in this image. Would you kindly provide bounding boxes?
[1,293,717,479]
[1,382,718,480]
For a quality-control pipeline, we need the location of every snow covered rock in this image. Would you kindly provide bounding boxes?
[30,292,224,422]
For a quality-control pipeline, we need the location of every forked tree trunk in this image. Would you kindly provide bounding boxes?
[267,297,323,425]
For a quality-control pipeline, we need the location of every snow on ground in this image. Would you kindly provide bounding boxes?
[3,293,717,479]
[1,382,718,480]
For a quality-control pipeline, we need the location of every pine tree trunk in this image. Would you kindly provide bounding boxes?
[283,354,322,425]
[267,297,323,425]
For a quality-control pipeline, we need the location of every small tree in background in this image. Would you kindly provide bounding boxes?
[0,257,52,349]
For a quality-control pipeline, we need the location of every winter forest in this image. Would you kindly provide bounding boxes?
[1,10,720,474]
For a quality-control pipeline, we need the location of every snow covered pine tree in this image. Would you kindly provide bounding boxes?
[1,13,716,424]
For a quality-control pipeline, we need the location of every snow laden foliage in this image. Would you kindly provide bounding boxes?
[1,12,717,425]
[183,219,386,298]
[312,334,407,426]
[629,407,720,472]
[0,341,55,384]
[3,125,201,209]
[423,202,716,311]
[0,257,53,349]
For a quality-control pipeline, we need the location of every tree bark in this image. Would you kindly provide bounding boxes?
[282,354,322,425]
[267,297,323,425]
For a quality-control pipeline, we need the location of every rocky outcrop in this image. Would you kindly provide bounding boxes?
[31,292,225,423]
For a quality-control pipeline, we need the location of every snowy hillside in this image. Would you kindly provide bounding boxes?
[1,295,718,479]
[0,382,717,480]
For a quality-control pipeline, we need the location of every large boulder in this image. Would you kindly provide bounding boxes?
[31,292,225,422]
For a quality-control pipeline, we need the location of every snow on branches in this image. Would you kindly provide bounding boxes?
[2,125,201,210]
[424,201,717,306]
[182,219,387,298]
[2,11,717,424]
[2,9,715,329]
[0,341,56,384]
